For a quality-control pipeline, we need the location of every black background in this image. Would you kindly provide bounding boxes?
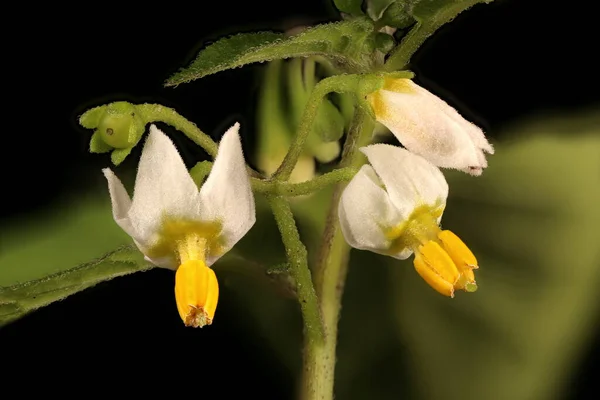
[2,0,598,398]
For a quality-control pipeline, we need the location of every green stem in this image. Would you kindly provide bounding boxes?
[273,74,361,181]
[268,196,324,345]
[300,109,375,400]
[383,22,428,71]
[253,168,357,197]
[190,163,357,197]
[136,103,218,157]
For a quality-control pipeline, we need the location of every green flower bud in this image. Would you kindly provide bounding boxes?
[79,101,146,165]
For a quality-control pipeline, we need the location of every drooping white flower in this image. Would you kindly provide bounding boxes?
[339,144,478,297]
[103,123,255,326]
[368,78,494,176]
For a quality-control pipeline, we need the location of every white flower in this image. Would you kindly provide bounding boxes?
[368,78,494,176]
[103,124,255,326]
[339,144,478,297]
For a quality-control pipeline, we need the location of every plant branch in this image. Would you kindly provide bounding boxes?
[300,108,375,400]
[268,196,324,345]
[273,74,361,181]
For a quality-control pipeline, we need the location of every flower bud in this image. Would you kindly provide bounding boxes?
[368,78,494,175]
[80,101,146,165]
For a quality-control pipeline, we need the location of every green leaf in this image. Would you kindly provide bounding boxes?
[0,196,133,287]
[334,0,365,16]
[0,194,142,325]
[410,0,493,24]
[367,0,396,20]
[165,19,376,86]
[0,245,151,326]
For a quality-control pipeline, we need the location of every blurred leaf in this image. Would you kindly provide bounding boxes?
[389,111,600,400]
[0,245,151,326]
[0,196,132,286]
[165,19,375,86]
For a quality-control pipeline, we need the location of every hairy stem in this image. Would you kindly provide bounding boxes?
[136,103,218,157]
[268,196,324,345]
[190,163,357,197]
[273,74,361,181]
[254,168,357,196]
[300,109,374,400]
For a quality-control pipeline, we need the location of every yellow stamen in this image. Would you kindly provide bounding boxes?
[413,241,460,298]
[174,259,219,328]
[438,230,478,270]
[438,230,478,292]
[171,233,219,328]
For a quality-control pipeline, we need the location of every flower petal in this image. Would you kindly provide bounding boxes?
[371,80,491,173]
[102,168,135,238]
[361,144,448,220]
[127,125,200,245]
[339,165,411,259]
[199,123,255,265]
[413,83,495,156]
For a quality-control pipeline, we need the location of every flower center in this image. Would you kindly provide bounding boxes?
[174,234,219,328]
[384,205,479,297]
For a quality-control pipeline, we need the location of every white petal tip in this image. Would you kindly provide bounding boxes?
[466,166,484,176]
[102,168,119,182]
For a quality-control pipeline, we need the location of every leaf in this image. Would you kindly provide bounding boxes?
[334,0,365,16]
[410,0,494,24]
[165,19,376,86]
[0,245,151,326]
[367,0,396,20]
[0,196,133,286]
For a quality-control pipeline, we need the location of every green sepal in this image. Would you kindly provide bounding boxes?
[380,1,415,28]
[374,32,396,54]
[79,106,105,129]
[367,0,397,21]
[110,147,132,166]
[80,102,146,160]
[334,0,365,16]
[89,130,113,153]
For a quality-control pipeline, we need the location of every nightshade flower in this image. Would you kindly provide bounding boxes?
[103,124,255,326]
[368,78,494,176]
[339,144,478,297]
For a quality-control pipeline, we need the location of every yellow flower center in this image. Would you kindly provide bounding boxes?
[147,218,224,328]
[385,204,479,297]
